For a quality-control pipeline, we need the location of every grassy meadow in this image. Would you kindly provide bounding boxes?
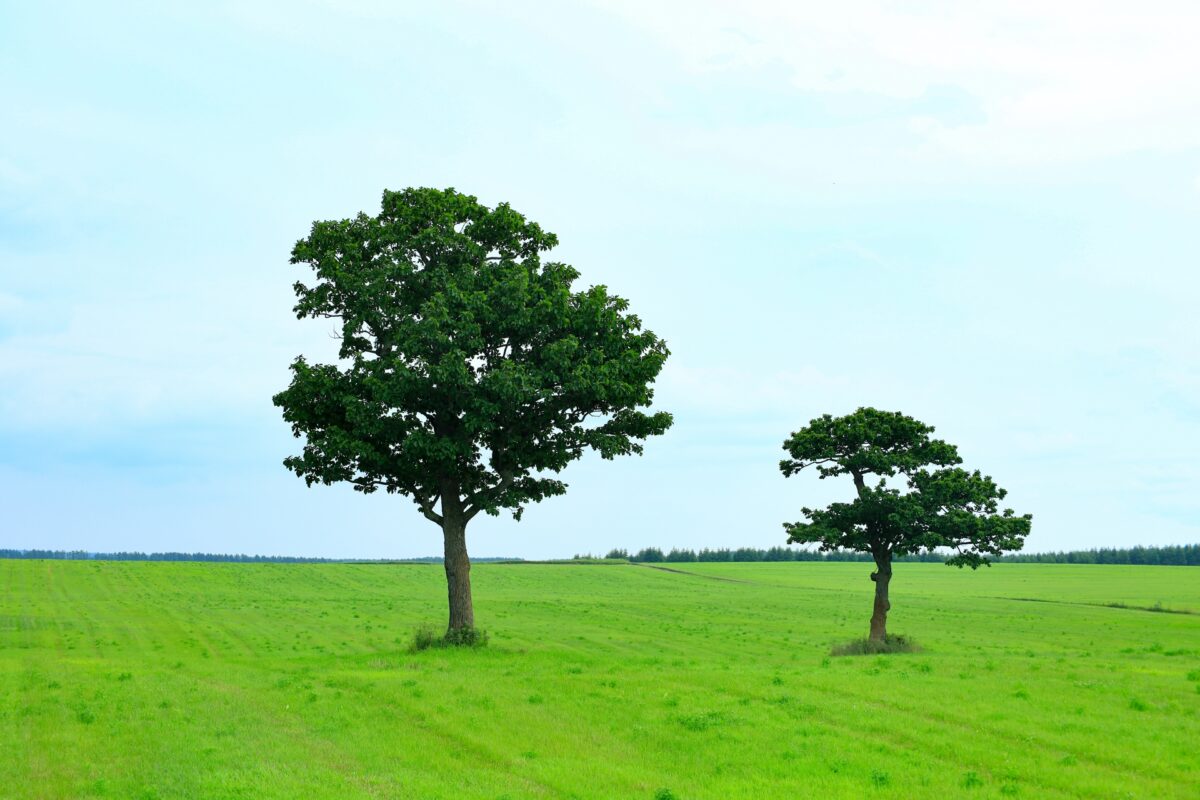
[2,559,1198,799]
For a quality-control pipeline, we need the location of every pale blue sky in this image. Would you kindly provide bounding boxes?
[2,1,1198,558]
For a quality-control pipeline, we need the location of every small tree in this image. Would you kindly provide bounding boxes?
[274,188,672,637]
[780,408,1031,641]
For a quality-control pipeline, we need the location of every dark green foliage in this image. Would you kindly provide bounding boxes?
[410,625,438,651]
[694,545,838,562]
[998,544,1200,565]
[831,635,920,656]
[626,545,889,563]
[781,408,959,482]
[782,407,1031,639]
[273,187,672,521]
[443,626,489,648]
[410,625,489,651]
[780,408,1032,568]
[272,187,672,630]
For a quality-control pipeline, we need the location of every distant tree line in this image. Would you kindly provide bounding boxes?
[581,544,1200,566]
[0,550,334,563]
[582,547,949,563]
[6,545,1196,566]
[997,544,1200,566]
[0,550,523,564]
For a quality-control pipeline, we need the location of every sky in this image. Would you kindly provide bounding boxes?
[2,1,1198,559]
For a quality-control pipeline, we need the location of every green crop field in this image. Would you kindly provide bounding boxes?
[2,559,1197,799]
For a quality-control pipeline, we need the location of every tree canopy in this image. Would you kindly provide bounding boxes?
[274,187,672,633]
[780,408,1032,640]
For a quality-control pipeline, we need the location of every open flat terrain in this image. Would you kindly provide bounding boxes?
[2,559,1198,799]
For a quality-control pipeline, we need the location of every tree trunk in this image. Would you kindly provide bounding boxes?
[869,554,892,641]
[441,513,474,633]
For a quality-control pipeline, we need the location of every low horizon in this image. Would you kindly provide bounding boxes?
[5,542,1197,563]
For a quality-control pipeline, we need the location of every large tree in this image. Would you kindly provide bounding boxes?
[780,408,1031,641]
[274,188,672,637]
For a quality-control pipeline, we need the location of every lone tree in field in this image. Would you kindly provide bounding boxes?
[274,188,672,638]
[780,408,1031,642]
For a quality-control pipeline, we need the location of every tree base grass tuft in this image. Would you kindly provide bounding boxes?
[442,626,489,648]
[410,625,489,652]
[831,634,920,656]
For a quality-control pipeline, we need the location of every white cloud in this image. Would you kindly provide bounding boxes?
[594,0,1200,163]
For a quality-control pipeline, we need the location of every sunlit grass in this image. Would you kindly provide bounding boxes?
[2,560,1197,798]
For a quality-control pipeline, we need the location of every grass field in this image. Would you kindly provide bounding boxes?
[2,559,1198,799]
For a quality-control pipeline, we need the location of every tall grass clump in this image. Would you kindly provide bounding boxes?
[410,625,489,652]
[831,635,920,657]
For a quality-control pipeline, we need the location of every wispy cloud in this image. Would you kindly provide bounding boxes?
[595,0,1200,162]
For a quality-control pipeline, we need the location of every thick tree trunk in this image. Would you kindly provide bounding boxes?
[441,514,474,633]
[869,554,892,641]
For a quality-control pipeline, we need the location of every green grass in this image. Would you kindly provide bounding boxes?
[2,560,1198,798]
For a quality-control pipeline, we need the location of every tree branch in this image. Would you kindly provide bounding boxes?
[851,469,867,498]
[464,470,517,520]
[419,503,443,525]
